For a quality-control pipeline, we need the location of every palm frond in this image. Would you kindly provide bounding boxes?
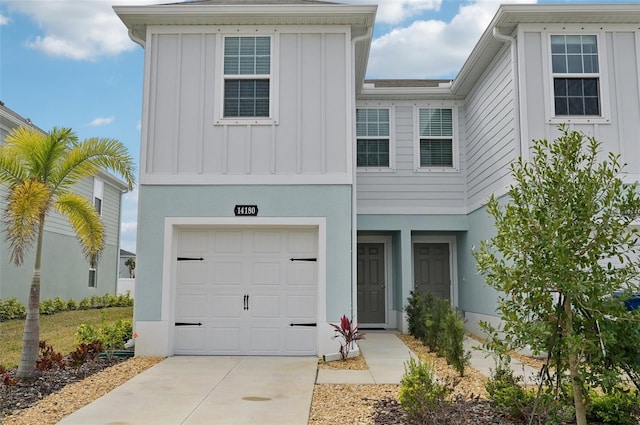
[3,179,51,266]
[0,147,28,186]
[54,192,105,264]
[51,137,136,192]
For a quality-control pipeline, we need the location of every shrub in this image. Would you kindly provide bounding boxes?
[36,340,67,372]
[405,292,427,341]
[39,298,56,315]
[101,293,118,308]
[399,356,451,422]
[116,291,134,307]
[425,297,449,355]
[69,341,104,367]
[77,318,133,358]
[90,295,104,309]
[442,308,470,376]
[485,349,536,420]
[52,296,68,312]
[79,297,92,310]
[0,298,26,321]
[329,314,365,360]
[588,388,640,425]
[67,298,79,311]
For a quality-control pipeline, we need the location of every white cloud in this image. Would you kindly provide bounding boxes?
[3,0,174,61]
[349,0,442,24]
[88,116,115,127]
[120,221,138,254]
[367,0,536,79]
[0,14,9,25]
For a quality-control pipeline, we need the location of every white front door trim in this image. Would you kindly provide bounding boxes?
[162,217,327,356]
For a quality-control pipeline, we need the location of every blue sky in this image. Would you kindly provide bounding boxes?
[0,0,634,253]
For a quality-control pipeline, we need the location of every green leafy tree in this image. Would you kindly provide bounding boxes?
[475,125,640,425]
[0,126,135,378]
[124,256,135,278]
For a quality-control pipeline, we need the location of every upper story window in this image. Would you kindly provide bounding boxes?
[223,36,271,118]
[93,177,103,216]
[356,108,391,169]
[551,34,600,116]
[415,107,456,171]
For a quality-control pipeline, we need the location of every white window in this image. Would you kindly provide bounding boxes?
[414,107,457,171]
[93,177,103,216]
[356,108,391,169]
[223,36,271,118]
[551,34,601,117]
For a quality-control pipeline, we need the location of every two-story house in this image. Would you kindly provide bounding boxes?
[115,1,640,358]
[0,103,129,304]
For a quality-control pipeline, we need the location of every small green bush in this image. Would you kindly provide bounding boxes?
[77,317,133,358]
[101,293,118,308]
[442,308,470,376]
[115,291,133,307]
[425,297,449,355]
[588,388,640,425]
[90,295,104,309]
[39,298,56,315]
[485,352,535,420]
[405,292,427,341]
[79,297,92,310]
[52,296,68,312]
[399,356,451,423]
[0,298,26,320]
[67,298,79,311]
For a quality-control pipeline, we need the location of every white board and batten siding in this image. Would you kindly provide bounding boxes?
[465,44,516,211]
[518,25,640,180]
[356,103,467,215]
[174,227,317,355]
[141,27,352,185]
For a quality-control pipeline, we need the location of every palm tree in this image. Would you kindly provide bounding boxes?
[0,126,135,378]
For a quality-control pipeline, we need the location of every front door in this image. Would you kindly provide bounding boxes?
[357,243,386,323]
[413,243,450,300]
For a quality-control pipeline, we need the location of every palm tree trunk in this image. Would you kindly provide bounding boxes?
[564,297,587,425]
[16,219,45,379]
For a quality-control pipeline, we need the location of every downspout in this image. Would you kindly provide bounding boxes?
[350,27,372,324]
[493,28,522,158]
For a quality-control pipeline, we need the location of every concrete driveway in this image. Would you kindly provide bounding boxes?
[57,356,318,425]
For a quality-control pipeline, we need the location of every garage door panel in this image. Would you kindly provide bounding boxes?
[252,262,282,285]
[250,328,281,352]
[179,230,208,252]
[253,231,282,253]
[287,231,316,253]
[287,263,316,285]
[175,328,207,354]
[177,262,208,285]
[211,295,242,317]
[214,231,243,253]
[249,295,281,318]
[213,261,244,285]
[286,295,315,319]
[176,292,207,317]
[211,327,242,352]
[286,328,315,353]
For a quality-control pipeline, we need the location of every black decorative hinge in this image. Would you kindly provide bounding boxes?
[290,258,317,262]
[177,257,204,261]
[289,323,317,327]
[175,322,202,326]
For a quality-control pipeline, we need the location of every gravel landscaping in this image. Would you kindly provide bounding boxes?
[0,334,626,424]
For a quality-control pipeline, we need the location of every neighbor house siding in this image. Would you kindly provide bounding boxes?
[465,44,516,209]
[141,27,352,185]
[356,103,467,214]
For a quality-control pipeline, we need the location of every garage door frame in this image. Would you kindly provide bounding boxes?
[161,217,327,356]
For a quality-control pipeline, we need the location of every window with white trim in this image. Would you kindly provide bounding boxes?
[551,34,600,116]
[223,36,271,118]
[417,108,454,169]
[356,108,390,168]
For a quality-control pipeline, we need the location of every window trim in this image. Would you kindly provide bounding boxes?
[413,106,459,172]
[215,32,279,126]
[93,177,103,216]
[88,267,97,288]
[544,30,610,124]
[356,107,396,172]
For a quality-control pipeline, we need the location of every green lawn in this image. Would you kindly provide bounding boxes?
[0,307,133,369]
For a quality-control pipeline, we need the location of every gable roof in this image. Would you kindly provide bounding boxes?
[164,0,338,4]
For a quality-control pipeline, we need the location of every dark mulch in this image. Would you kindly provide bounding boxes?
[0,357,126,417]
[369,396,616,425]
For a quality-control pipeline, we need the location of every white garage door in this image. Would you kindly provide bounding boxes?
[174,227,317,355]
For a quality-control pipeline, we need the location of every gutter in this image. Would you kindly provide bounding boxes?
[492,27,523,159]
[350,27,372,324]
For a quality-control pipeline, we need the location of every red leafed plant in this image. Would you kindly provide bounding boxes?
[330,315,365,360]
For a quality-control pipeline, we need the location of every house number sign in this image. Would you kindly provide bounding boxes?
[234,205,258,216]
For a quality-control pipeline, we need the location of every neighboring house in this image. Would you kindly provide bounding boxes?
[119,249,136,278]
[114,1,640,357]
[0,102,129,304]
